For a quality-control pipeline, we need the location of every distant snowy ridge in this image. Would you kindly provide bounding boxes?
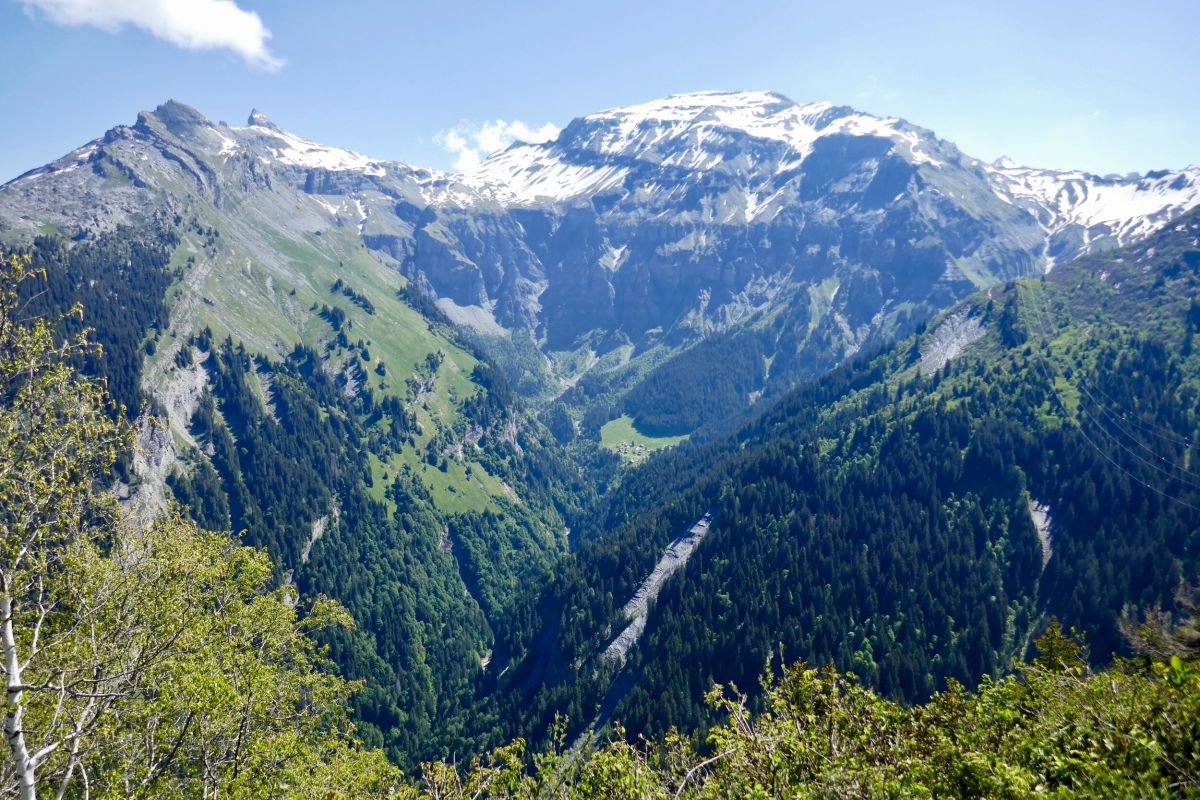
[464,90,946,204]
[236,120,388,176]
[10,92,1198,254]
[457,91,1200,255]
[985,158,1200,255]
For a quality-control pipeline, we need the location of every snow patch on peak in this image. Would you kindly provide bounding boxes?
[987,160,1200,249]
[590,90,798,122]
[578,91,932,163]
[464,144,629,205]
[234,122,386,175]
[213,129,239,157]
[465,91,946,204]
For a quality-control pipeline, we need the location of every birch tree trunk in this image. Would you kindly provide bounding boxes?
[2,586,37,800]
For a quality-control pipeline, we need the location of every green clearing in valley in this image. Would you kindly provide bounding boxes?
[600,414,688,463]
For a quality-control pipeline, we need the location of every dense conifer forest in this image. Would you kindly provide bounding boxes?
[3,202,1199,797]
[467,208,1200,756]
[6,233,589,769]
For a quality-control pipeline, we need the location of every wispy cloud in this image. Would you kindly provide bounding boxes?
[18,0,283,70]
[436,119,560,171]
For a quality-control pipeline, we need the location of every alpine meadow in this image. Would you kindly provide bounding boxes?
[2,1,1200,796]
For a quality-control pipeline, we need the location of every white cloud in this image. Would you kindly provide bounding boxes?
[435,119,560,172]
[18,0,283,70]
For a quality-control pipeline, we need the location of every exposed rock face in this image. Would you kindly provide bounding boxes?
[128,416,177,524]
[1028,500,1053,572]
[3,93,1197,423]
[601,513,713,667]
[920,309,986,375]
[392,92,1199,406]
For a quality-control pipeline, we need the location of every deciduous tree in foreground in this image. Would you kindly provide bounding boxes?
[0,252,402,797]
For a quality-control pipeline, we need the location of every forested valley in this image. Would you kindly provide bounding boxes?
[2,205,1200,796]
[2,121,1200,798]
[464,209,1200,764]
[4,225,1200,796]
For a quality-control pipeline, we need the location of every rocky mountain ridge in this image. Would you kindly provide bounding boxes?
[3,93,1197,432]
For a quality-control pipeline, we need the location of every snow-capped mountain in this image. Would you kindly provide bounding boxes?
[466,91,948,207]
[2,93,1197,429]
[984,157,1200,268]
[462,90,1199,268]
[0,101,489,234]
[409,93,1191,358]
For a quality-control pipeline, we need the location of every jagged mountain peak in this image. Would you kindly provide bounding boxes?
[246,108,280,130]
[156,99,209,122]
[0,96,492,243]
[232,115,387,174]
[126,100,394,178]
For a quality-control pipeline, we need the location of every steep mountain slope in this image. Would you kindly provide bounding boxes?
[3,95,1198,767]
[474,207,1200,752]
[0,101,585,767]
[430,91,1200,433]
[9,93,1194,443]
[0,100,575,537]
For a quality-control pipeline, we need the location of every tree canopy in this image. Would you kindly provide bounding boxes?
[0,252,403,798]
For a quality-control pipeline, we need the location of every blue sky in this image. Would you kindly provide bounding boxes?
[2,0,1197,182]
